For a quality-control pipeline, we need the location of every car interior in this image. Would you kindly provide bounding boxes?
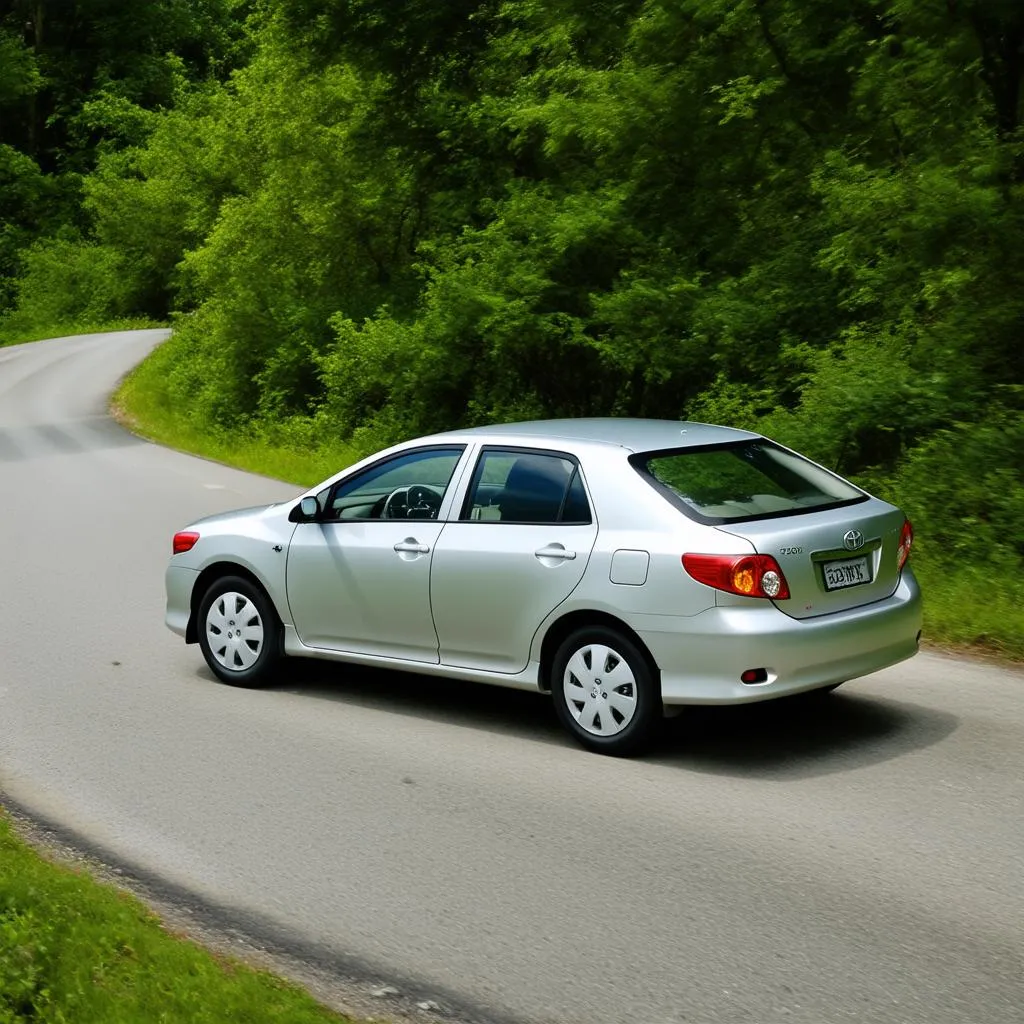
[318,451,592,524]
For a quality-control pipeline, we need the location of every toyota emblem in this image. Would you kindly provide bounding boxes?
[843,529,864,551]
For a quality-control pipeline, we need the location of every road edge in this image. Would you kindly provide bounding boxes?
[0,792,515,1024]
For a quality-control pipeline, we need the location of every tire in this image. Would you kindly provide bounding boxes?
[551,626,660,756]
[197,575,281,687]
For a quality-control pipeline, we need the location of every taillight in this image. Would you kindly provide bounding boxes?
[173,531,200,555]
[682,553,791,600]
[897,518,913,571]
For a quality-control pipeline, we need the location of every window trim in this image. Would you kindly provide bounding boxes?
[630,440,869,526]
[322,444,467,522]
[458,445,593,526]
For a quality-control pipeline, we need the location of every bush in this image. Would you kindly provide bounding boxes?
[3,239,130,335]
[889,404,1024,569]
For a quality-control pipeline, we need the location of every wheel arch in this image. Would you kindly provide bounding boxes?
[186,562,281,644]
[537,610,661,695]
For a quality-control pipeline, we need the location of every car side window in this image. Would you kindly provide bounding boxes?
[324,447,464,521]
[462,449,592,524]
[561,470,591,523]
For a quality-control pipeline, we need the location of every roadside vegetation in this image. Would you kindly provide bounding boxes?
[1,0,1022,658]
[115,339,356,486]
[0,815,350,1023]
[115,352,1024,661]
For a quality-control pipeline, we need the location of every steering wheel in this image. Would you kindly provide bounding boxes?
[382,484,443,519]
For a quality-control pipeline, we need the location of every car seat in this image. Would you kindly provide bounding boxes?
[497,455,570,523]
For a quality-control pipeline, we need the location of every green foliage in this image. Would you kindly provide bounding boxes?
[0,146,49,309]
[0,0,247,323]
[889,404,1024,569]
[116,334,357,485]
[0,0,243,167]
[0,815,350,1023]
[0,30,40,104]
[1,0,1023,653]
[4,238,129,329]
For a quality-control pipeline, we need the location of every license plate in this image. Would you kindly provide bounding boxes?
[822,556,871,591]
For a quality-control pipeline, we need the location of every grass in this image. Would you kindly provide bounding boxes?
[0,317,163,349]
[113,336,357,487]
[911,558,1024,662]
[0,814,352,1024]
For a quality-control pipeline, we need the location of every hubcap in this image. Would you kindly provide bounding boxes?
[562,643,637,737]
[206,592,263,672]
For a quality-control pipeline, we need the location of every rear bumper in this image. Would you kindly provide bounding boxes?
[165,564,199,639]
[638,570,922,705]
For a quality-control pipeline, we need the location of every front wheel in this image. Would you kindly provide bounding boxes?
[551,627,660,756]
[197,575,281,687]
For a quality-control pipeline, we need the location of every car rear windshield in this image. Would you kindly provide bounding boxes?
[632,441,867,524]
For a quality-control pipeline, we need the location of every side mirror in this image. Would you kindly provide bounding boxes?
[289,496,321,523]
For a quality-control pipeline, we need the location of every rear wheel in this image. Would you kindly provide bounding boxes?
[197,575,281,687]
[551,627,660,756]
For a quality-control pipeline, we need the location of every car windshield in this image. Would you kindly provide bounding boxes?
[633,441,866,524]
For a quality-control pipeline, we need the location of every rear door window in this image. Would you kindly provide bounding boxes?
[462,449,592,524]
[633,441,866,524]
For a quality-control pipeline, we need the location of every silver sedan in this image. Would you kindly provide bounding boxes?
[166,419,921,755]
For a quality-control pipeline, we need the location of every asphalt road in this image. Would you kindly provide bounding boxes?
[1,331,1022,1024]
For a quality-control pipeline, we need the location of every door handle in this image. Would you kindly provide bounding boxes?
[394,539,430,554]
[535,544,576,561]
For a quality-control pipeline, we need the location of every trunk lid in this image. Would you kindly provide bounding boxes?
[717,498,907,619]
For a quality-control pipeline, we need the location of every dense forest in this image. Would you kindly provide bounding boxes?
[1,0,1022,645]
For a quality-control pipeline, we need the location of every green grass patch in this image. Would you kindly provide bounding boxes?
[113,336,357,487]
[912,558,1024,662]
[0,814,352,1024]
[0,318,163,349]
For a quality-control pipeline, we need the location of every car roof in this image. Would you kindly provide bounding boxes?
[426,418,761,453]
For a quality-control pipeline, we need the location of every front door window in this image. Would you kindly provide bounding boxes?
[325,447,464,521]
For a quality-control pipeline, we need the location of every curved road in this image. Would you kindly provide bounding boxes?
[1,331,1022,1024]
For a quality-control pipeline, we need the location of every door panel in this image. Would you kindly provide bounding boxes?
[285,444,467,661]
[430,523,597,673]
[286,521,444,660]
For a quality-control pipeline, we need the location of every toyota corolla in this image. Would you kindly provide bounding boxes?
[166,419,921,755]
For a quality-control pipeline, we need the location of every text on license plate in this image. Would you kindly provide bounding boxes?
[822,556,871,591]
